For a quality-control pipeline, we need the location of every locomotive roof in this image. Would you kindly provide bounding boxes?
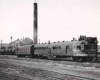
[50,40,83,45]
[34,43,48,47]
[34,40,83,47]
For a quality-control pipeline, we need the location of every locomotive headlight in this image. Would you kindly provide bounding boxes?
[81,41,87,44]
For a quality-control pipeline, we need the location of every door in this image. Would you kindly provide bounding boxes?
[31,45,34,58]
[66,46,69,54]
[48,48,52,59]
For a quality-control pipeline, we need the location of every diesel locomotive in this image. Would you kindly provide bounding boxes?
[15,35,98,61]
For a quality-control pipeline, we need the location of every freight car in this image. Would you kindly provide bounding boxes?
[0,47,15,55]
[15,35,98,61]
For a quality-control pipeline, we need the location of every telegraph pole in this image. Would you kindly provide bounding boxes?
[1,40,2,48]
[39,39,40,44]
[10,36,12,47]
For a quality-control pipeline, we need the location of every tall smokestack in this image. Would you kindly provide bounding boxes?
[33,2,38,44]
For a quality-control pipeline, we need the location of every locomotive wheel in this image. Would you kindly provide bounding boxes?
[36,55,39,58]
[97,56,100,62]
[17,55,21,57]
[17,55,25,57]
[52,56,56,59]
[97,55,100,61]
[81,57,87,62]
[88,57,94,62]
[72,57,80,61]
[72,57,77,61]
[48,55,52,60]
[72,57,87,62]
[92,56,100,62]
[30,55,34,58]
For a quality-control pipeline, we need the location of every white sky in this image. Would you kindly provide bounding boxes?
[0,0,100,44]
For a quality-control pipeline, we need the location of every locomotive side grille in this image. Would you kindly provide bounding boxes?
[84,44,97,50]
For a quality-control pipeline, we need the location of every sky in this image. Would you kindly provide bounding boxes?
[0,0,100,44]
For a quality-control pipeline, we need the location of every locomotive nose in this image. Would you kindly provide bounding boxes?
[81,40,88,44]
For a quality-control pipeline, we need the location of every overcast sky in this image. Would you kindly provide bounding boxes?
[0,0,100,44]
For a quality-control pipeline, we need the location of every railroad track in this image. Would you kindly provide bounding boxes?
[0,55,99,80]
[0,55,100,68]
[31,69,94,80]
[0,72,31,80]
[0,70,94,80]
[0,62,94,80]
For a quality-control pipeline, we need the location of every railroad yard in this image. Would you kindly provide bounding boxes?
[0,55,100,80]
[0,0,100,79]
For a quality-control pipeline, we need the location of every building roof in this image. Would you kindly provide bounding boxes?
[11,37,33,46]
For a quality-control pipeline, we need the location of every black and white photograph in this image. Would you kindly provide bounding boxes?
[0,0,100,80]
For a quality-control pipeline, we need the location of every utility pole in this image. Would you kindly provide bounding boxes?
[39,39,40,44]
[10,36,12,43]
[10,36,12,47]
[1,40,2,48]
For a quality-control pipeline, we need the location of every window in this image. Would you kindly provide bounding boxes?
[58,46,60,50]
[55,46,56,49]
[52,46,57,50]
[59,46,61,49]
[93,45,97,49]
[77,45,81,50]
[85,45,92,50]
[53,46,54,50]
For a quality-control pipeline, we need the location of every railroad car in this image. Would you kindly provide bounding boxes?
[5,47,11,55]
[97,45,100,61]
[15,35,98,61]
[0,48,1,55]
[11,47,16,55]
[33,43,49,58]
[16,45,32,57]
[0,47,5,55]
[0,47,15,55]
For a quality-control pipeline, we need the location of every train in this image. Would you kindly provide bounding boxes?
[0,3,99,62]
[0,46,15,55]
[0,35,98,61]
[15,35,99,61]
[0,35,99,62]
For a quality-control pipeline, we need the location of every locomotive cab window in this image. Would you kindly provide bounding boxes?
[53,47,54,50]
[77,45,81,50]
[93,45,97,49]
[85,45,92,50]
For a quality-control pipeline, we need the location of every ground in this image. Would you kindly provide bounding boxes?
[0,55,100,80]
